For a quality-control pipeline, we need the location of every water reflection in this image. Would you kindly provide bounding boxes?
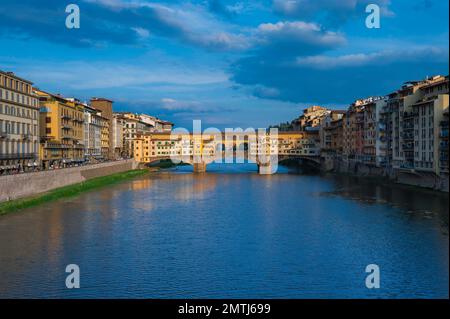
[320,174,449,234]
[0,164,448,298]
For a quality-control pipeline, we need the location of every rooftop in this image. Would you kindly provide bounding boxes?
[0,69,34,85]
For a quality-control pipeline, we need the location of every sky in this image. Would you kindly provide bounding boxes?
[0,0,448,129]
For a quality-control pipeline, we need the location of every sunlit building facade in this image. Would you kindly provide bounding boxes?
[0,70,40,173]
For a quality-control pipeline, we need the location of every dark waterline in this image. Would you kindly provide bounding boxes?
[0,163,448,298]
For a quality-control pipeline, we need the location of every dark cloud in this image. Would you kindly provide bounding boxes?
[254,21,346,57]
[0,0,142,47]
[230,48,449,104]
[208,0,238,19]
[0,0,246,50]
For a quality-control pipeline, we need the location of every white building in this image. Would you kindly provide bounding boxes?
[83,105,102,161]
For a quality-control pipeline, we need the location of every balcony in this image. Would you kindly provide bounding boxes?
[402,132,414,140]
[42,142,63,149]
[61,114,72,120]
[0,130,8,139]
[72,118,85,124]
[403,123,414,130]
[400,162,415,170]
[21,133,32,141]
[402,143,414,150]
[403,111,418,119]
[0,153,36,160]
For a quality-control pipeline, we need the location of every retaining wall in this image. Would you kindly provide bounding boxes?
[0,159,139,202]
[326,158,448,192]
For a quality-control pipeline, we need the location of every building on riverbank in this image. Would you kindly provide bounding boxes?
[114,112,173,158]
[83,104,103,162]
[440,108,449,176]
[319,110,345,158]
[410,76,449,175]
[315,75,449,191]
[112,116,125,158]
[292,106,329,131]
[0,70,40,173]
[35,90,85,169]
[115,113,153,158]
[91,98,114,160]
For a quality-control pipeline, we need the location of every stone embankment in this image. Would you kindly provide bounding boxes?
[0,159,139,202]
[322,157,449,193]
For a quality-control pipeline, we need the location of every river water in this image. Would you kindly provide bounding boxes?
[0,163,448,298]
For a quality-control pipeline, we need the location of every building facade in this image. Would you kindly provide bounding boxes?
[385,76,449,173]
[319,110,345,159]
[0,71,40,173]
[440,108,449,175]
[83,105,102,162]
[115,112,155,158]
[35,90,85,169]
[91,98,114,160]
[112,116,125,158]
[411,76,449,174]
[292,106,329,131]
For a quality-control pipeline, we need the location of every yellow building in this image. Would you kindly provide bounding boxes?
[100,114,110,159]
[0,70,40,173]
[35,90,85,168]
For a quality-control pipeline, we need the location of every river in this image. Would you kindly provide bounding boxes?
[0,163,448,298]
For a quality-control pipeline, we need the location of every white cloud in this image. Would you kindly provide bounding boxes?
[257,21,346,47]
[3,58,228,90]
[295,47,449,69]
[272,0,394,24]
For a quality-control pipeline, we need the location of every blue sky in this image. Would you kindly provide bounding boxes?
[0,0,448,129]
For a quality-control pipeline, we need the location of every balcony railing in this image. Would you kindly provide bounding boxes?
[402,132,414,140]
[20,133,32,141]
[402,143,414,150]
[400,162,415,170]
[403,123,414,130]
[0,130,8,139]
[0,153,36,160]
[403,112,418,119]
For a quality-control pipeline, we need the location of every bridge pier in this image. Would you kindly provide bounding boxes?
[193,162,207,173]
[258,163,276,175]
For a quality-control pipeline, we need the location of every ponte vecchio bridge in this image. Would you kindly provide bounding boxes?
[133,131,321,174]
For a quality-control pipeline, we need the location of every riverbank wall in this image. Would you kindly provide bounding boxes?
[322,157,449,193]
[0,159,139,202]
